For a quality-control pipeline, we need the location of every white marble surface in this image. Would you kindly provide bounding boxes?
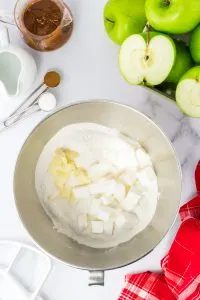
[0,0,200,299]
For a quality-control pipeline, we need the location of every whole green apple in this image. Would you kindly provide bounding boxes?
[119,32,176,86]
[104,0,147,45]
[145,0,200,34]
[176,66,200,117]
[166,40,193,84]
[190,25,200,64]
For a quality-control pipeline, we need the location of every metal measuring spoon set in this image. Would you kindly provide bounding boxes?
[0,71,61,133]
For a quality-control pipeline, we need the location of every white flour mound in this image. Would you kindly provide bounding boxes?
[35,123,159,248]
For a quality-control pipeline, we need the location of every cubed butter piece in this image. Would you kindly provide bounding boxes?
[76,197,91,214]
[96,208,110,221]
[90,180,116,196]
[136,148,151,168]
[91,221,104,234]
[123,212,139,229]
[113,183,126,202]
[122,190,141,212]
[115,214,126,230]
[88,162,116,181]
[101,196,113,206]
[119,170,136,186]
[89,198,101,215]
[137,167,157,186]
[104,220,114,235]
[78,214,88,231]
[103,206,117,217]
[73,186,90,200]
[75,153,97,169]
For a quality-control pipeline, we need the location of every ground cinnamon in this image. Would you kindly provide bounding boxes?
[44,71,61,88]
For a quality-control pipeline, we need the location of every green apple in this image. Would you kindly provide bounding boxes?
[166,41,193,84]
[190,25,200,64]
[119,32,176,86]
[104,0,147,45]
[176,66,200,117]
[145,0,200,34]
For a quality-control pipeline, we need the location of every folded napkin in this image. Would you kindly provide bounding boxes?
[119,161,200,300]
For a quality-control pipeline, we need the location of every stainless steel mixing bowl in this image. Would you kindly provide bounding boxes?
[14,101,181,283]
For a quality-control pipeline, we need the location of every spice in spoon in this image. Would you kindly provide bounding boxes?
[38,92,57,112]
[44,71,61,87]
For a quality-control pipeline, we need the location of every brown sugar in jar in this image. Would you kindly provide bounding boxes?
[15,0,73,51]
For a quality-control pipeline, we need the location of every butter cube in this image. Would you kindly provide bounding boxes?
[119,171,136,186]
[73,186,90,200]
[113,183,126,202]
[78,214,88,231]
[96,205,117,221]
[123,212,139,229]
[90,180,116,196]
[104,220,114,235]
[122,190,141,212]
[96,208,110,221]
[91,221,104,234]
[75,153,97,169]
[115,214,126,230]
[136,148,151,168]
[103,206,117,217]
[89,198,101,215]
[76,198,91,214]
[137,167,157,186]
[101,196,113,206]
[88,162,116,181]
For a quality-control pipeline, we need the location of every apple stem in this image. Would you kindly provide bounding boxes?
[164,0,170,5]
[145,23,151,47]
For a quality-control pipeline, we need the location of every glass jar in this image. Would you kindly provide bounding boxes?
[14,0,73,51]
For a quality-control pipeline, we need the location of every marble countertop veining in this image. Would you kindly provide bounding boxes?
[0,0,199,299]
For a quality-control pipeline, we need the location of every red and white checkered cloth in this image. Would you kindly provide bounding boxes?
[118,161,200,300]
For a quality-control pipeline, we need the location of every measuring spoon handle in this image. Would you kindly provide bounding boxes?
[0,83,46,127]
[4,104,40,127]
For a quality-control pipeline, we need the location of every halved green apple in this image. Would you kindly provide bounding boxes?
[119,32,176,86]
[176,66,200,117]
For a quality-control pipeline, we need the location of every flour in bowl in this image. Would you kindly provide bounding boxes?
[35,123,159,248]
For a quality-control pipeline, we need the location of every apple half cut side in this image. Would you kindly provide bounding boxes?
[119,32,176,86]
[176,66,200,118]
